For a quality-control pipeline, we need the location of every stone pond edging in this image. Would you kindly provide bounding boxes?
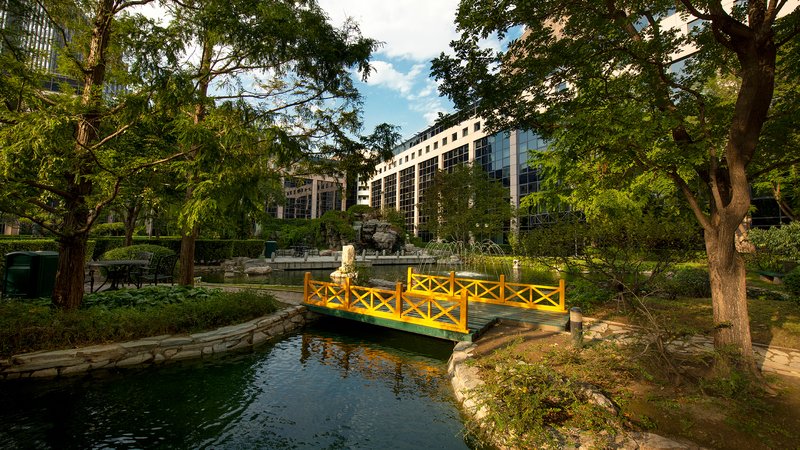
[0,305,314,380]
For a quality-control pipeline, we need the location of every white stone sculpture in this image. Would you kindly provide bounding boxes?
[330,244,358,283]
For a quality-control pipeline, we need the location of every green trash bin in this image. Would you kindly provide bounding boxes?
[2,251,37,298]
[32,251,59,298]
[2,251,59,299]
[265,241,278,258]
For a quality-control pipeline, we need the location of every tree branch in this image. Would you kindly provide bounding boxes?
[668,171,712,231]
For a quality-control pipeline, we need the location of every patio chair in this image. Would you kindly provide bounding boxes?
[134,254,178,287]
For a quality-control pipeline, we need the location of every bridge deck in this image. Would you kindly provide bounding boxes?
[307,300,569,342]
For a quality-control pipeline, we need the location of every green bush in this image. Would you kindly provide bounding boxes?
[90,237,264,264]
[783,267,800,296]
[0,287,280,357]
[91,222,125,236]
[660,268,711,299]
[747,222,800,272]
[101,244,175,261]
[567,278,614,312]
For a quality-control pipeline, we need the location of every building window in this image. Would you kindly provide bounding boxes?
[371,180,382,209]
[443,137,448,146]
[462,127,468,137]
[452,132,457,141]
[474,122,481,131]
[383,175,397,209]
[434,142,438,150]
[399,167,416,234]
[443,144,469,172]
[418,149,422,156]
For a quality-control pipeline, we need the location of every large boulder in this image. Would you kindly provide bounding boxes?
[358,219,400,251]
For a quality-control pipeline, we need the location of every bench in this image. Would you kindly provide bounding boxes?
[757,271,784,284]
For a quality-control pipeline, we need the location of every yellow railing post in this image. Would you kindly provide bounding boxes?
[449,271,455,296]
[499,274,505,304]
[559,278,566,311]
[304,272,310,303]
[407,266,413,290]
[395,282,403,318]
[344,276,351,310]
[460,290,468,332]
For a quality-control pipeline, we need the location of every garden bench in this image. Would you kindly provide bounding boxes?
[757,271,784,284]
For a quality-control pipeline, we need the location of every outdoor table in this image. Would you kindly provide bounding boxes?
[88,260,148,292]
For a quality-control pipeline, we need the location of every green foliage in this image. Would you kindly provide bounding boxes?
[0,287,279,357]
[523,214,701,298]
[474,355,623,448]
[319,210,356,248]
[346,204,377,221]
[567,279,614,312]
[418,164,513,242]
[91,237,263,262]
[784,267,800,296]
[90,222,126,236]
[747,223,800,271]
[658,268,712,299]
[101,244,175,261]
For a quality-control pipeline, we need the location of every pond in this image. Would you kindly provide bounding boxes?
[0,318,474,449]
[200,262,558,287]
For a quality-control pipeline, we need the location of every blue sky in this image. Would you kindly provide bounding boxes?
[318,0,465,140]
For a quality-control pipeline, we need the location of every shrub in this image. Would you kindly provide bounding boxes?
[91,222,125,236]
[660,268,711,299]
[0,239,95,280]
[567,278,614,312]
[101,244,175,261]
[747,222,800,272]
[783,267,800,296]
[0,287,280,357]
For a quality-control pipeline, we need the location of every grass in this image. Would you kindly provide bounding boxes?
[0,286,281,358]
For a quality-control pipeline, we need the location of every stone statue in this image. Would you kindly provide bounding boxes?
[330,244,357,283]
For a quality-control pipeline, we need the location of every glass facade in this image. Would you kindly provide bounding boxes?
[417,156,439,240]
[475,132,511,187]
[399,167,416,233]
[316,180,341,217]
[443,144,469,172]
[371,180,382,209]
[383,174,397,209]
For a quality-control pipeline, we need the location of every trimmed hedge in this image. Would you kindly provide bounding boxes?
[91,237,264,263]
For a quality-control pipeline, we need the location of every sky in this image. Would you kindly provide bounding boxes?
[316,0,465,141]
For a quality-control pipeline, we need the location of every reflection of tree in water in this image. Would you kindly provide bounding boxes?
[300,334,447,398]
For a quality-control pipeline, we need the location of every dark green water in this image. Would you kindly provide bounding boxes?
[0,319,472,449]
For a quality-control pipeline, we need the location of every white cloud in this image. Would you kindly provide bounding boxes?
[318,0,461,61]
[367,61,425,95]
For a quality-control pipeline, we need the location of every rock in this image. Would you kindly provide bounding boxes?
[368,278,399,290]
[244,266,272,275]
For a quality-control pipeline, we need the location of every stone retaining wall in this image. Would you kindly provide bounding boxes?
[0,305,313,380]
[583,318,800,378]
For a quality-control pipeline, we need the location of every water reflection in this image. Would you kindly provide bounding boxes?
[0,319,470,449]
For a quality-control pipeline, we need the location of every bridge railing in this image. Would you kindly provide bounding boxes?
[304,273,469,333]
[406,268,566,312]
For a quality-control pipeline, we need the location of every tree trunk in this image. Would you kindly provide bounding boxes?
[52,231,88,310]
[178,224,199,286]
[704,222,754,370]
[50,0,115,309]
[123,203,141,247]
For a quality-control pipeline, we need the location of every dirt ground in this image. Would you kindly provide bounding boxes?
[470,322,800,450]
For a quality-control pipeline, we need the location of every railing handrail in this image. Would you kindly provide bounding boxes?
[407,268,566,312]
[304,274,469,333]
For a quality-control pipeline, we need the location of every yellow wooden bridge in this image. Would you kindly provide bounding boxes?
[303,269,569,341]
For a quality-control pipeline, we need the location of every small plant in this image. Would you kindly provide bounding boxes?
[660,268,711,299]
[783,266,800,297]
[567,278,613,312]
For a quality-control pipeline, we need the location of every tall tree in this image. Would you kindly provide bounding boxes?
[418,163,512,243]
[432,1,799,369]
[0,0,169,309]
[125,0,381,285]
